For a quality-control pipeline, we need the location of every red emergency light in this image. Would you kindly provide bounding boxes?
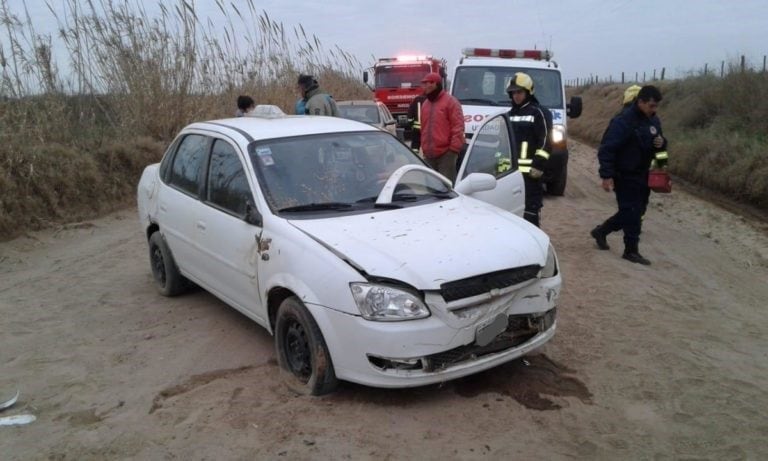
[462,48,552,61]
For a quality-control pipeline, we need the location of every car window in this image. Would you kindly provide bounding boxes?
[206,139,253,217]
[250,131,441,213]
[169,134,208,196]
[338,105,379,124]
[462,116,515,180]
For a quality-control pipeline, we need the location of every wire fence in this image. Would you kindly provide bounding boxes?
[566,54,767,87]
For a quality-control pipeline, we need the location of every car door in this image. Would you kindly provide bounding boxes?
[378,103,397,136]
[455,111,525,217]
[157,133,210,281]
[196,137,266,323]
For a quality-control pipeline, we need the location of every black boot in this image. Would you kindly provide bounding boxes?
[622,243,651,265]
[590,225,610,250]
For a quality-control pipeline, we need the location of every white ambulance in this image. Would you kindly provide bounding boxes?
[450,48,582,195]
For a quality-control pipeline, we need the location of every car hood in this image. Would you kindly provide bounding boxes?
[288,196,549,290]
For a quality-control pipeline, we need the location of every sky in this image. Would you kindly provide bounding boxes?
[14,0,768,83]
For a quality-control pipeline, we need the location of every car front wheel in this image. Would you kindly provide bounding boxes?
[275,296,338,395]
[148,232,188,297]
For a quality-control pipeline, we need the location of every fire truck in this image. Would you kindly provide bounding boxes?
[449,48,582,196]
[363,55,448,127]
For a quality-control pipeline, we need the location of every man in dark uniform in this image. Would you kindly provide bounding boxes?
[591,85,668,265]
[507,72,552,227]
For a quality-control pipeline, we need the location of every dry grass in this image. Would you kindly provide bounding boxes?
[567,70,768,209]
[0,0,371,240]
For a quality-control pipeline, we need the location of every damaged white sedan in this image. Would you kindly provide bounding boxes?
[137,105,560,395]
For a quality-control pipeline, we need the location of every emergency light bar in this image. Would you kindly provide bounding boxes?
[462,48,553,61]
[379,55,433,62]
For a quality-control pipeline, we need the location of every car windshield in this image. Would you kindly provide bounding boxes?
[452,66,563,108]
[250,131,453,215]
[375,64,431,88]
[338,105,381,124]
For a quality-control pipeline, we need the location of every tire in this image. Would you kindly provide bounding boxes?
[546,163,567,196]
[148,232,188,297]
[275,296,338,395]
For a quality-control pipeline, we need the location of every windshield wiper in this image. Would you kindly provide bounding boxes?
[392,192,453,202]
[355,196,403,209]
[459,98,499,106]
[278,202,354,212]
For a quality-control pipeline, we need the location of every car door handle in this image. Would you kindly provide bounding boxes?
[196,221,207,232]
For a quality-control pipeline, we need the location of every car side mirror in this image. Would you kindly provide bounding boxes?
[454,173,497,195]
[363,71,369,83]
[385,120,396,126]
[245,199,263,227]
[567,96,582,118]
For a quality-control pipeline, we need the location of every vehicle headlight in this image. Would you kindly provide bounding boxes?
[551,124,566,145]
[541,244,558,278]
[350,283,430,321]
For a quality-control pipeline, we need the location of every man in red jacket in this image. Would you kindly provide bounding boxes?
[419,72,465,183]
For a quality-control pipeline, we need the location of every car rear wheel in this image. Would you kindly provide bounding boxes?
[148,232,188,297]
[275,296,338,395]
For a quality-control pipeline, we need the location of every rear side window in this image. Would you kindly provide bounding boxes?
[169,134,208,196]
[207,140,253,217]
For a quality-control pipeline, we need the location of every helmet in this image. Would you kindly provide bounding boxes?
[507,72,534,95]
[623,85,641,105]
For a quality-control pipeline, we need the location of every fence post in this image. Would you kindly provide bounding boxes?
[621,72,625,83]
[704,63,708,75]
[643,71,646,82]
[721,61,724,77]
[741,55,746,73]
[661,67,665,80]
[653,69,657,80]
[635,71,638,82]
[763,55,766,72]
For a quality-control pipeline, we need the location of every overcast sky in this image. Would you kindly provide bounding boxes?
[16,0,768,82]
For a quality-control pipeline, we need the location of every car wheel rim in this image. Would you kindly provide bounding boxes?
[284,320,311,382]
[151,245,167,286]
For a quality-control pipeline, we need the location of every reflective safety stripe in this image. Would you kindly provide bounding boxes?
[520,141,529,159]
[510,115,535,123]
[535,149,550,159]
[413,122,421,129]
[519,158,533,165]
[655,151,668,160]
[519,165,531,173]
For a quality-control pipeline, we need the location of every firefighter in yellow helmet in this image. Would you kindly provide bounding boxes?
[622,84,642,107]
[507,72,553,227]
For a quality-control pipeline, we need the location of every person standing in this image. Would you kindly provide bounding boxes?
[591,85,668,265]
[297,74,339,116]
[419,72,465,183]
[507,72,552,227]
[407,93,427,153]
[235,95,255,117]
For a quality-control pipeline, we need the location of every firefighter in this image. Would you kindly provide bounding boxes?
[507,72,552,227]
[407,93,426,154]
[591,85,668,265]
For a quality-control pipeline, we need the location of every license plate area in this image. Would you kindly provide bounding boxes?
[475,313,507,347]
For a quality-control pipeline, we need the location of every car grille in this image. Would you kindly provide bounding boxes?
[424,307,556,372]
[439,265,541,302]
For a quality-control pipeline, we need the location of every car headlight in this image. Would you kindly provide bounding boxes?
[350,283,430,321]
[541,244,558,278]
[551,124,566,145]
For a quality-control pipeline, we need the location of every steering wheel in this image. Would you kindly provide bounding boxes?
[375,165,452,205]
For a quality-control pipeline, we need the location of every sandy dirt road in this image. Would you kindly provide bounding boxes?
[1,140,767,460]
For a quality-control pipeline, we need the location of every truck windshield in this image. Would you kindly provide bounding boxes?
[452,66,563,109]
[375,64,432,88]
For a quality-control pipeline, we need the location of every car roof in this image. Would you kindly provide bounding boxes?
[336,100,381,106]
[185,111,377,143]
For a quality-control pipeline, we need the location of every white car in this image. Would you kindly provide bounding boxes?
[137,105,559,395]
[336,100,398,137]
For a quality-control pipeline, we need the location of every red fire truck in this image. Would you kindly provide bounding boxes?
[363,55,448,127]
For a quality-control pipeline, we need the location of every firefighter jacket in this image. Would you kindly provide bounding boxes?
[509,96,552,176]
[304,87,339,116]
[598,104,668,179]
[420,90,465,158]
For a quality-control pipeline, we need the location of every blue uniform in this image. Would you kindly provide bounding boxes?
[597,104,666,247]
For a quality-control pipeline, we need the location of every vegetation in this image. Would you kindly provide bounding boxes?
[0,0,370,240]
[567,69,768,210]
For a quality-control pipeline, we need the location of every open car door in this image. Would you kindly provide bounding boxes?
[455,110,525,217]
